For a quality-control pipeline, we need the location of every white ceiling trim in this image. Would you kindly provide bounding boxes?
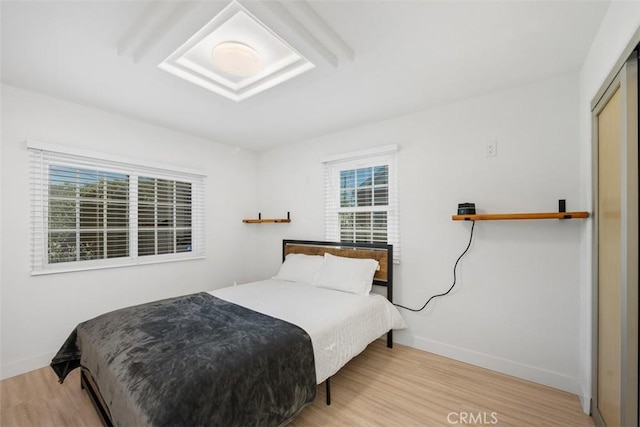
[158,1,316,102]
[280,1,355,62]
[116,1,198,63]
[260,1,339,68]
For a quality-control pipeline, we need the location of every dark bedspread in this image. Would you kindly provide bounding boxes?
[51,292,316,427]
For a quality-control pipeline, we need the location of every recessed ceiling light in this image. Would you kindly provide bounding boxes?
[212,42,262,77]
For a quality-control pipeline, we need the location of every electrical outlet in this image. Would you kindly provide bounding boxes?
[486,141,497,157]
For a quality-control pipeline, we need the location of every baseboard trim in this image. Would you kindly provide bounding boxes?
[1,351,55,380]
[394,334,578,395]
[578,384,592,415]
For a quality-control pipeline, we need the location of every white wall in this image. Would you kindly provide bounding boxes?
[0,85,260,379]
[254,73,585,394]
[577,2,640,414]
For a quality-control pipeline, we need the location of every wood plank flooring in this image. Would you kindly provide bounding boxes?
[1,340,593,426]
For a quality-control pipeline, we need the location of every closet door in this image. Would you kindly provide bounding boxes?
[592,50,638,427]
[596,84,622,427]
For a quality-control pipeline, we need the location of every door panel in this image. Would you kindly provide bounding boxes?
[592,49,638,427]
[597,87,622,427]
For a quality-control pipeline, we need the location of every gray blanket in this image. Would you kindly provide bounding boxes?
[51,292,316,426]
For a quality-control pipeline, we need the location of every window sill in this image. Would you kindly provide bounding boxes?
[30,255,206,276]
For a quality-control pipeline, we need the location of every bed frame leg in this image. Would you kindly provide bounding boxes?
[81,369,114,427]
[325,378,331,405]
[387,330,393,348]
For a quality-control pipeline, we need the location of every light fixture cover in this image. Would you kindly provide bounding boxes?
[212,42,262,77]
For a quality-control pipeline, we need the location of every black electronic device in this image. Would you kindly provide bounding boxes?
[458,202,476,215]
[559,199,566,213]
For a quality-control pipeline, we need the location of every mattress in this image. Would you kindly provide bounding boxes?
[210,279,407,384]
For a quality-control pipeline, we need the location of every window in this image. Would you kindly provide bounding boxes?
[29,141,205,274]
[47,166,130,264]
[323,145,399,262]
[138,177,193,256]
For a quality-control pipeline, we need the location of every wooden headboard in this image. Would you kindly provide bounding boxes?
[282,239,394,302]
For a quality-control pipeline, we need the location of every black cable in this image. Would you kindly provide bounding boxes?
[394,220,475,312]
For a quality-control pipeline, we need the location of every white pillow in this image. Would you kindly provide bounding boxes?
[273,253,324,284]
[312,253,379,296]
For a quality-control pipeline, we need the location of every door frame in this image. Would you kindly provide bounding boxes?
[591,49,638,427]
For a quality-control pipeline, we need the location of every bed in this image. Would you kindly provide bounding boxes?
[51,239,406,426]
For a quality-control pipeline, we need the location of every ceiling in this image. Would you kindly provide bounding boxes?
[1,0,610,151]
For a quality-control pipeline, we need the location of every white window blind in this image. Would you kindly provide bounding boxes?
[28,141,206,274]
[323,145,400,262]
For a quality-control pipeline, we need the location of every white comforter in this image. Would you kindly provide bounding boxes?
[210,279,406,383]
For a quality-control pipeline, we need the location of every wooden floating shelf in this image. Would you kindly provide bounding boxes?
[243,211,291,223]
[452,211,589,221]
[242,218,292,223]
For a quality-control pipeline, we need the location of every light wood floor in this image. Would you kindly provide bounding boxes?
[1,340,593,426]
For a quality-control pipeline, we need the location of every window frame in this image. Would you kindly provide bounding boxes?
[28,140,206,275]
[323,145,400,262]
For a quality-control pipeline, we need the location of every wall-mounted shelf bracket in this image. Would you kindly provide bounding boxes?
[243,211,292,223]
